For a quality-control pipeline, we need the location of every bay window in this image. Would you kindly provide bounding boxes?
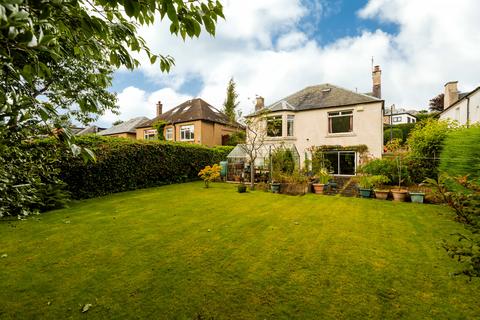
[267,116,282,137]
[287,115,294,136]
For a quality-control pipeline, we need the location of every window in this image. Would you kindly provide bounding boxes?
[180,125,194,141]
[407,117,411,123]
[267,116,282,137]
[324,151,356,175]
[392,116,402,123]
[328,110,353,133]
[144,129,157,140]
[165,127,173,140]
[287,115,294,136]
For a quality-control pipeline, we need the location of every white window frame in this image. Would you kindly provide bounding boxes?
[328,110,353,133]
[180,125,195,141]
[165,127,173,141]
[287,115,294,137]
[144,129,157,140]
[324,151,357,176]
[392,116,402,123]
[266,116,283,137]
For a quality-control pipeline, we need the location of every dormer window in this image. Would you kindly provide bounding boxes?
[328,110,353,133]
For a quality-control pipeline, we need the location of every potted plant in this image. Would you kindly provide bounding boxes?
[356,175,373,198]
[312,168,330,194]
[409,185,426,203]
[371,175,391,200]
[237,182,247,193]
[270,182,281,193]
[391,155,408,201]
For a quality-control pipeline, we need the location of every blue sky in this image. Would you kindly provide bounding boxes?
[99,0,480,126]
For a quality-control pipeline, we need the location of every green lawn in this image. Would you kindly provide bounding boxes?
[1,182,479,319]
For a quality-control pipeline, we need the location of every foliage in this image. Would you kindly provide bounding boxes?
[385,138,402,152]
[152,120,168,141]
[223,131,246,146]
[222,77,240,123]
[406,118,453,182]
[429,93,444,112]
[198,164,221,188]
[357,158,408,186]
[424,175,480,277]
[439,126,480,181]
[315,168,331,184]
[355,175,389,189]
[383,127,403,144]
[310,144,369,153]
[0,131,69,217]
[271,147,295,179]
[416,111,440,122]
[112,120,124,126]
[38,136,232,199]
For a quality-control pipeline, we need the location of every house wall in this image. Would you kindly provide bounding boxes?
[104,132,137,139]
[440,90,480,125]
[136,121,242,146]
[249,101,384,169]
[389,113,417,125]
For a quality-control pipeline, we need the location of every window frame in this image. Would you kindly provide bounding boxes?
[165,127,173,141]
[266,115,283,137]
[144,129,157,140]
[323,151,357,176]
[287,115,294,137]
[328,110,353,133]
[180,124,195,141]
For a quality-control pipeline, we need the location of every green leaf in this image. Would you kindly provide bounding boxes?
[124,0,135,17]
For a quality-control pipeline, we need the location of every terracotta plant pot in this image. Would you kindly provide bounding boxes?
[391,189,408,202]
[374,189,390,200]
[358,188,372,198]
[312,183,326,194]
[409,192,425,203]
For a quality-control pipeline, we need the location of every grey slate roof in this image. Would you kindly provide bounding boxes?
[99,117,149,136]
[250,84,381,116]
[76,125,105,135]
[138,98,242,128]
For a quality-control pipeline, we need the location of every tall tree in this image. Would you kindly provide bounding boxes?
[222,77,239,123]
[429,93,444,112]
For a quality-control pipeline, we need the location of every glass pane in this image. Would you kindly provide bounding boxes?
[331,115,352,133]
[287,116,294,136]
[324,153,338,174]
[267,116,282,137]
[339,152,355,175]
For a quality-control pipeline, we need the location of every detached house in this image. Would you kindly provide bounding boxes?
[243,66,384,175]
[136,98,243,146]
[439,81,480,126]
[98,117,149,139]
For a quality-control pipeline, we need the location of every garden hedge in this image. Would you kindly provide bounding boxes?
[37,136,233,200]
[439,126,480,180]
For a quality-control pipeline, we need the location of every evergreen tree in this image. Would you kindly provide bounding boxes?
[223,78,240,123]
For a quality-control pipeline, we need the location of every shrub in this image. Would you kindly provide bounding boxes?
[37,136,233,199]
[439,126,480,180]
[383,128,403,144]
[357,158,408,186]
[406,118,453,182]
[223,131,246,146]
[198,164,221,188]
[271,147,296,180]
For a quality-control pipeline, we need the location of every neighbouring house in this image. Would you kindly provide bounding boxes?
[237,66,384,176]
[383,108,418,125]
[135,98,244,146]
[98,117,149,139]
[75,125,105,135]
[439,81,480,126]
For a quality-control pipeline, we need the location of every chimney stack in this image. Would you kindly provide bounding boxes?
[372,65,381,99]
[444,81,459,109]
[255,96,264,111]
[156,101,163,117]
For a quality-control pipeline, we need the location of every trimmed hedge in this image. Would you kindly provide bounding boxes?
[38,136,233,199]
[439,126,480,180]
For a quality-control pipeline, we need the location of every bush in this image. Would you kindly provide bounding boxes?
[223,131,246,146]
[198,164,221,188]
[383,128,403,144]
[439,126,480,180]
[38,136,233,200]
[384,123,416,144]
[357,158,408,186]
[406,118,452,182]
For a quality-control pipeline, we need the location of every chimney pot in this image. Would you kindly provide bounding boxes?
[156,101,163,117]
[444,81,459,109]
[372,65,382,99]
[255,96,265,111]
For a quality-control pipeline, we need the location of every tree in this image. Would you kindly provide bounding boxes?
[429,93,444,112]
[241,111,269,190]
[112,120,124,126]
[222,77,239,123]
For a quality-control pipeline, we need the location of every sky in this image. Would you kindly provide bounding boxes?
[97,0,480,127]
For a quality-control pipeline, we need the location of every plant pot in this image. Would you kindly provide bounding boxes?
[271,183,281,193]
[358,188,372,198]
[237,184,247,193]
[391,189,408,202]
[409,192,425,203]
[312,183,326,194]
[374,189,390,200]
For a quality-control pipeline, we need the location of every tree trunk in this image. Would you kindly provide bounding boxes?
[250,160,255,190]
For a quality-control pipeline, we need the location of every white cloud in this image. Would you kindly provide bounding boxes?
[102,0,480,127]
